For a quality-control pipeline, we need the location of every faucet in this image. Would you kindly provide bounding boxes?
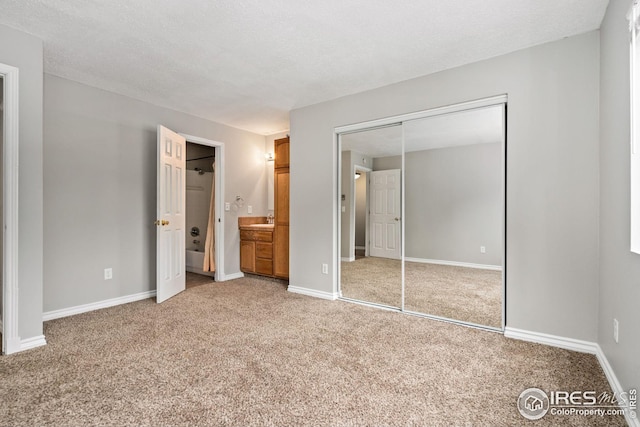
[267,213,274,224]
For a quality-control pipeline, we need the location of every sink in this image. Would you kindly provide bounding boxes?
[248,223,274,228]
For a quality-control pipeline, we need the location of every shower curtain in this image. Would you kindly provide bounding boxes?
[203,162,216,272]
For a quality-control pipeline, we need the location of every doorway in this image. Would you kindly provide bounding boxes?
[185,142,216,280]
[182,134,225,285]
[354,166,369,259]
[155,127,226,304]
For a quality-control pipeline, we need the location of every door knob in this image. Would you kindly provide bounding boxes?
[394,217,400,221]
[162,220,170,226]
[154,220,161,226]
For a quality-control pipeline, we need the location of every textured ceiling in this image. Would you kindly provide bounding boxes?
[0,0,609,135]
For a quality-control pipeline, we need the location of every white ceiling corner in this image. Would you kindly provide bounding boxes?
[0,0,609,135]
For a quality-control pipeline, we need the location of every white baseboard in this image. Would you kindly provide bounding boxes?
[287,285,338,301]
[405,257,502,271]
[341,256,355,262]
[20,335,47,352]
[595,344,640,427]
[504,327,597,353]
[43,290,156,321]
[505,327,638,427]
[219,272,244,281]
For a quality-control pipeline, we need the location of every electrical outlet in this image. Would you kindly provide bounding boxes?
[248,205,253,214]
[613,318,619,343]
[104,268,113,280]
[322,263,328,274]
[480,246,486,253]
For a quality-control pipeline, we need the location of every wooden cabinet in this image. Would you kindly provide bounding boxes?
[239,229,273,276]
[240,240,255,272]
[274,137,290,279]
[274,136,289,169]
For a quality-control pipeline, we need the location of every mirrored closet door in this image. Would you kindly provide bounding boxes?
[340,125,403,309]
[338,99,506,330]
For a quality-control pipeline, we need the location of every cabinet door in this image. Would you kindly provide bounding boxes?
[240,241,255,273]
[275,169,289,224]
[274,225,289,278]
[274,137,290,169]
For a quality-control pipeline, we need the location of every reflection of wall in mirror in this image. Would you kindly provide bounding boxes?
[405,142,502,267]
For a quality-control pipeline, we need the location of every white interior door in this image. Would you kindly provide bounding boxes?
[369,169,401,259]
[156,125,186,303]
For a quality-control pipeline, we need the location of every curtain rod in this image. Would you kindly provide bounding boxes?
[186,155,215,161]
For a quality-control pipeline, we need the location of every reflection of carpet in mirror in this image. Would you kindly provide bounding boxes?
[341,257,502,328]
[341,257,403,308]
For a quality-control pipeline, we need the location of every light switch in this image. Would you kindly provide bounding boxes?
[248,205,253,214]
[225,202,230,211]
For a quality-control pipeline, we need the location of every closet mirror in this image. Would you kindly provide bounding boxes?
[340,124,403,309]
[337,100,505,330]
[402,105,504,328]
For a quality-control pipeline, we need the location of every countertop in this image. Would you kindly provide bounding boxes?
[238,216,274,231]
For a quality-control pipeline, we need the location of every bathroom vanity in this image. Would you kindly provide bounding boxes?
[239,217,274,276]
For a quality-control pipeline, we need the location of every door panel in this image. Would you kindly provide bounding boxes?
[156,125,186,303]
[369,169,401,259]
[339,125,403,309]
[402,103,505,329]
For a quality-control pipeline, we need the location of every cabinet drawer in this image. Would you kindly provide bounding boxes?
[255,258,273,275]
[240,230,273,242]
[256,242,273,259]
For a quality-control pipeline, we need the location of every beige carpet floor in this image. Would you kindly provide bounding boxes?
[341,257,502,328]
[0,274,624,426]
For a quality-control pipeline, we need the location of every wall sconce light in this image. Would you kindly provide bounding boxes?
[265,153,275,162]
[355,172,361,180]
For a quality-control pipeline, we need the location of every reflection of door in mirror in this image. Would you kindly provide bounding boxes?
[369,169,401,260]
[403,105,505,329]
[339,125,403,308]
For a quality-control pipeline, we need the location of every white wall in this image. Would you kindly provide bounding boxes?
[43,75,268,312]
[405,143,502,266]
[290,31,600,341]
[0,76,3,318]
[265,131,288,212]
[0,24,44,343]
[599,0,640,395]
